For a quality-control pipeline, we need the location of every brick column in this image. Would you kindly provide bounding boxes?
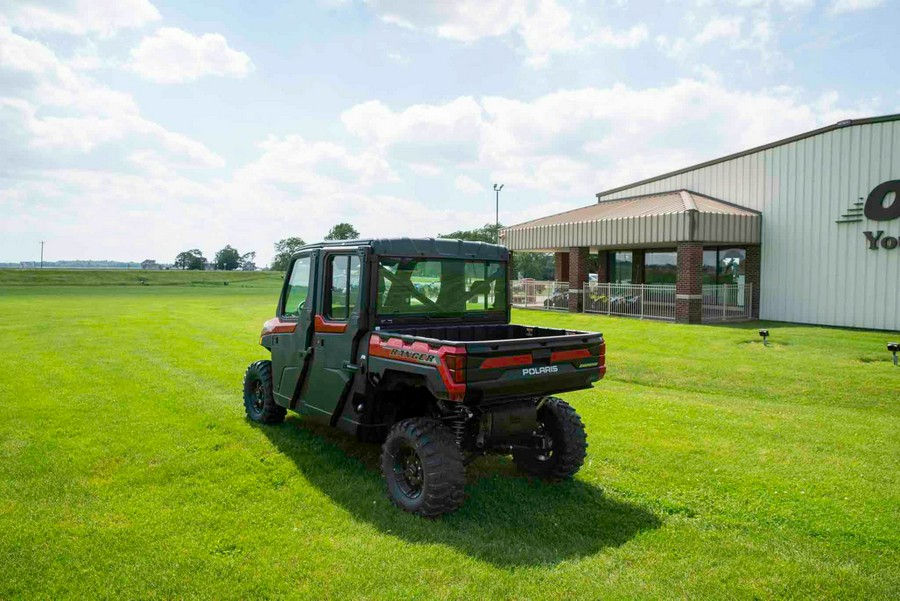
[596,251,609,283]
[631,250,645,284]
[676,242,703,324]
[745,245,761,318]
[568,247,589,312]
[554,252,569,282]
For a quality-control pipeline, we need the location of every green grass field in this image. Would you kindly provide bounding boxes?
[1,271,898,599]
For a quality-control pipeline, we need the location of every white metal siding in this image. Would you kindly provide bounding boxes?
[599,121,900,331]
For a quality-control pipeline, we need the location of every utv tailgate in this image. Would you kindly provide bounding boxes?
[374,324,605,403]
[463,331,605,401]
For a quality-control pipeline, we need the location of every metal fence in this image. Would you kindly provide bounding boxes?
[701,283,753,322]
[510,280,570,311]
[584,283,677,321]
[511,280,754,323]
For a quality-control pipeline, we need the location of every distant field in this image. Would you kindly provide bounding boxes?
[0,277,898,599]
[0,268,284,287]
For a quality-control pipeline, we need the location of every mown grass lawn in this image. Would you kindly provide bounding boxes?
[0,274,898,599]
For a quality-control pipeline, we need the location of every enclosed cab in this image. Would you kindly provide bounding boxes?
[243,238,605,517]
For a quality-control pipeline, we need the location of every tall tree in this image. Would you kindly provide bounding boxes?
[174,249,207,270]
[215,245,241,271]
[271,237,306,271]
[239,251,257,271]
[324,223,359,241]
[438,223,503,244]
[510,252,555,280]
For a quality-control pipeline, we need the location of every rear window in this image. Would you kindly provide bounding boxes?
[376,257,507,317]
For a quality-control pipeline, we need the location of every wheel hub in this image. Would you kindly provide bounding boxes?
[252,381,265,413]
[393,444,424,499]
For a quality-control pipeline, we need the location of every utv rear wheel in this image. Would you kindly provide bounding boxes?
[513,397,587,481]
[381,418,465,517]
[243,360,286,424]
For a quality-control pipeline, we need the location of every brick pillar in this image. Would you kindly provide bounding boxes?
[568,247,588,312]
[596,251,609,283]
[632,250,645,284]
[745,245,761,318]
[676,242,703,324]
[554,252,569,282]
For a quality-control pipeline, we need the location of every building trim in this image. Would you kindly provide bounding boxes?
[596,113,900,199]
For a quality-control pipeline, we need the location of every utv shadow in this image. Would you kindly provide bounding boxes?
[256,417,661,568]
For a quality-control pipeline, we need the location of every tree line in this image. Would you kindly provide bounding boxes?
[173,221,551,278]
[173,246,257,271]
[174,222,361,271]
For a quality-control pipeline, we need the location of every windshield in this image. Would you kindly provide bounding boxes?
[376,257,507,317]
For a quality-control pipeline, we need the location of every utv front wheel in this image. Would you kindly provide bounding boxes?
[381,418,465,517]
[242,360,286,424]
[513,397,587,481]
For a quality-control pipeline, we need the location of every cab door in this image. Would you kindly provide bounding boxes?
[301,249,365,423]
[272,251,317,407]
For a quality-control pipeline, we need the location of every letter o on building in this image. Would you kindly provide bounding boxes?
[882,236,899,250]
[864,180,900,221]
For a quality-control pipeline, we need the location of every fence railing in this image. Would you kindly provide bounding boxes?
[701,283,753,322]
[584,283,677,321]
[510,280,570,311]
[511,280,754,323]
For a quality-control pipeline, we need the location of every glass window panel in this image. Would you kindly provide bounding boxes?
[702,250,718,285]
[718,248,746,285]
[376,258,507,316]
[644,251,677,284]
[282,256,311,317]
[610,251,633,284]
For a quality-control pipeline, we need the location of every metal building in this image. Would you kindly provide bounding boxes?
[501,114,900,331]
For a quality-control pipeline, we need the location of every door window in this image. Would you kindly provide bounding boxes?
[282,256,311,317]
[326,255,361,320]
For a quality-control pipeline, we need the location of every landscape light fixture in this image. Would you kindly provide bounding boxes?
[759,329,770,346]
[493,183,504,244]
[889,342,899,366]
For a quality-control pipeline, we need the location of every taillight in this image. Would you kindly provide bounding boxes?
[444,354,466,384]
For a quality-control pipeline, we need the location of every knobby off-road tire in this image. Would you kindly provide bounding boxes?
[513,397,587,481]
[381,418,465,518]
[243,360,286,424]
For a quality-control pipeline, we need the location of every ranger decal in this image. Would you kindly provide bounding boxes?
[389,348,439,365]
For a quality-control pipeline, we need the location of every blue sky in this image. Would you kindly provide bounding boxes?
[1,0,897,264]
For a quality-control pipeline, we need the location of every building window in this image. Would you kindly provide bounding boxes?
[702,247,746,285]
[608,251,633,284]
[644,251,677,284]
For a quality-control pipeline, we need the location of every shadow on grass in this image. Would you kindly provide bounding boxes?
[257,416,661,567]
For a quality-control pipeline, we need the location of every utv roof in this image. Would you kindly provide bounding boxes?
[298,237,509,261]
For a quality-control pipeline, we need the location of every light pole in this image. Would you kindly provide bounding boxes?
[493,183,504,243]
[40,241,45,269]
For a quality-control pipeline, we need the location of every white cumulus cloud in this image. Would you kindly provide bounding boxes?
[454,174,485,195]
[829,0,884,14]
[365,0,647,68]
[1,0,161,37]
[129,27,254,83]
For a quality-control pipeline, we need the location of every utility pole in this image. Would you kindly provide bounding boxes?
[40,241,45,269]
[493,183,504,244]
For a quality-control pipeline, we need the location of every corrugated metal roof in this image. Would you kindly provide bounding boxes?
[501,190,760,251]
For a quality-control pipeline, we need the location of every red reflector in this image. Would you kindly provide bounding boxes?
[443,354,466,384]
[550,348,592,362]
[480,354,532,369]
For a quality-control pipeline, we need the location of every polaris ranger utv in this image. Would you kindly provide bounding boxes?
[243,238,605,517]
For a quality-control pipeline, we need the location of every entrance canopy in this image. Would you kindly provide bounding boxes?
[501,190,761,251]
